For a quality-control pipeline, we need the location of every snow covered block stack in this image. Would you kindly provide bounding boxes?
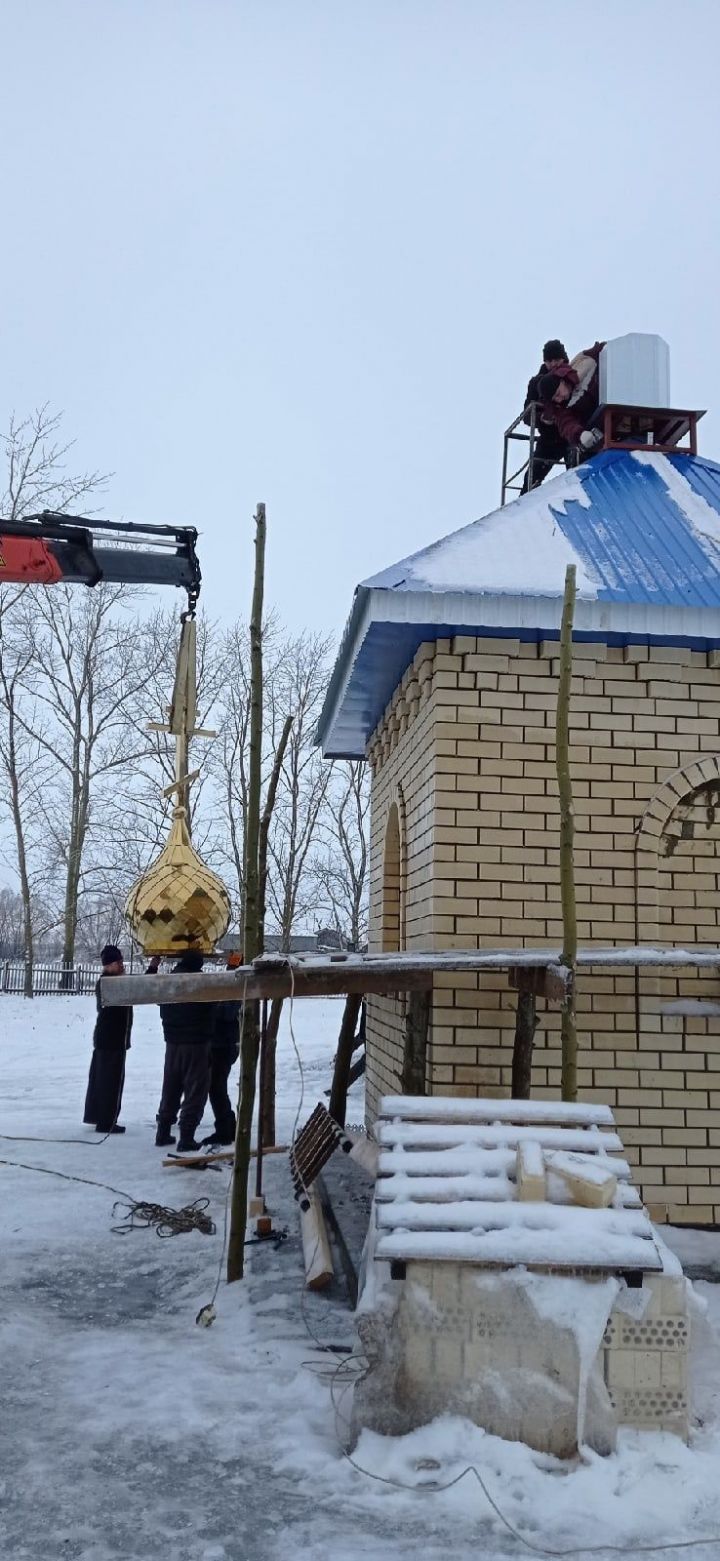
[352,1095,690,1456]
[546,1149,618,1208]
[516,1140,545,1201]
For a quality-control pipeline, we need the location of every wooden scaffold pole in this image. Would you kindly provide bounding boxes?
[227,503,266,1282]
[556,563,578,1102]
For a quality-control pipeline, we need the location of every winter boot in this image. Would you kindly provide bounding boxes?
[97,1124,126,1134]
[176,1138,203,1154]
[155,1125,176,1148]
[205,1117,236,1148]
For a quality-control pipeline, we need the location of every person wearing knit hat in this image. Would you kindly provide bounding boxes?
[202,952,244,1148]
[520,338,572,492]
[155,952,218,1152]
[83,945,132,1135]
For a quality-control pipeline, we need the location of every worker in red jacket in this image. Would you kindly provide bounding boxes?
[538,341,606,456]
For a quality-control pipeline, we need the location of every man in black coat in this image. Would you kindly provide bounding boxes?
[203,953,243,1147]
[155,951,217,1152]
[83,944,132,1135]
[521,339,572,492]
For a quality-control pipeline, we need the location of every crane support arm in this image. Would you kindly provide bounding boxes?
[0,511,201,604]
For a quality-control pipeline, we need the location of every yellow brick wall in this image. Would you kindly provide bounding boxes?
[365,647,440,1118]
[365,634,720,1224]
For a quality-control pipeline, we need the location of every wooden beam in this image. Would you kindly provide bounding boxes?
[511,991,537,1099]
[328,992,363,1127]
[300,1185,334,1291]
[103,966,434,1006]
[101,946,720,1007]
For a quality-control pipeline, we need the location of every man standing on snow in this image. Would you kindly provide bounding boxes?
[203,951,243,1147]
[155,951,217,1152]
[83,944,132,1135]
[521,338,572,491]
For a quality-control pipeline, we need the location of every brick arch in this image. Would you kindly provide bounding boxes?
[635,755,720,941]
[381,783,407,952]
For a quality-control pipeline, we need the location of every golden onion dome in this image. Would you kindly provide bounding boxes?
[125,808,231,956]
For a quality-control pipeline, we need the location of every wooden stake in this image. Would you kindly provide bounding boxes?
[227,504,266,1283]
[511,991,537,1099]
[258,714,294,940]
[300,1184,334,1290]
[328,992,363,1127]
[556,564,578,1102]
[254,712,293,1150]
[255,999,268,1200]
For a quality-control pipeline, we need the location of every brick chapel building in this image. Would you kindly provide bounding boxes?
[318,343,720,1226]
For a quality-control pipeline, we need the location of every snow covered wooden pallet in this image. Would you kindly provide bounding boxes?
[374,1095,660,1275]
[377,1121,625,1153]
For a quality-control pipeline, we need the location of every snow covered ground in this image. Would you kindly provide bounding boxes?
[3,994,720,1559]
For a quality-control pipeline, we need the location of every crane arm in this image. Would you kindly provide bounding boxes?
[0,511,201,607]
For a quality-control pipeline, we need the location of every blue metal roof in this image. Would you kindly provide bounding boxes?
[318,450,720,757]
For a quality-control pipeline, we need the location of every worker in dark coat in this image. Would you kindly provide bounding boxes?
[538,342,606,456]
[521,339,572,492]
[203,952,243,1147]
[155,951,217,1152]
[83,944,132,1135]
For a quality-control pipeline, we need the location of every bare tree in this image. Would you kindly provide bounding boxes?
[0,589,44,990]
[257,633,332,1144]
[0,887,26,958]
[2,405,106,523]
[313,761,369,949]
[0,408,107,992]
[265,631,333,945]
[209,614,290,926]
[13,583,171,972]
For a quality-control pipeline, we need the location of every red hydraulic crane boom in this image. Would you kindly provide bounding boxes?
[0,511,201,609]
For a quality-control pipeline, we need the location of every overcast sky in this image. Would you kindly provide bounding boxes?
[2,0,719,641]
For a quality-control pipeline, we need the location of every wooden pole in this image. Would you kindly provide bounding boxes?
[556,563,578,1103]
[328,992,363,1127]
[257,717,293,1149]
[260,998,284,1149]
[255,999,268,1200]
[227,504,266,1282]
[511,992,537,1099]
[258,715,294,940]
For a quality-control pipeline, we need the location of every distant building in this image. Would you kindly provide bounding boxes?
[219,927,352,956]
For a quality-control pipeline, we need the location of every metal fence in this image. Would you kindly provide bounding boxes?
[2,961,116,996]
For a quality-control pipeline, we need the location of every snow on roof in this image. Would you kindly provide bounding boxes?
[374,1095,661,1273]
[371,472,598,598]
[318,448,720,757]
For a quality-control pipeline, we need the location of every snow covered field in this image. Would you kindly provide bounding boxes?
[3,994,720,1560]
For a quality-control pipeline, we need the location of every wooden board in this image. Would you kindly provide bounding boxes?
[376,1121,624,1154]
[163,1149,235,1168]
[163,1144,288,1169]
[380,1096,615,1128]
[301,1184,334,1290]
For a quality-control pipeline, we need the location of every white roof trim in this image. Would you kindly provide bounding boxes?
[318,585,720,755]
[361,586,720,639]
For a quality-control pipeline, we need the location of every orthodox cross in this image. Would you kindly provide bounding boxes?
[147,615,215,831]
